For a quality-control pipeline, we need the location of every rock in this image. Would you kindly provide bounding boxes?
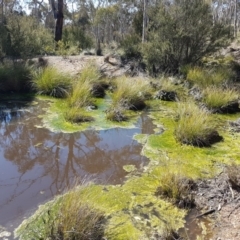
[155,90,178,101]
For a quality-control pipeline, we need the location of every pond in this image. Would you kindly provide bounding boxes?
[0,99,154,238]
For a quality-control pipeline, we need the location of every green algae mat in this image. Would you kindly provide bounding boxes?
[15,98,240,239]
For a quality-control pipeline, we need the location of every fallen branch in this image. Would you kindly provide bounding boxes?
[196,209,215,218]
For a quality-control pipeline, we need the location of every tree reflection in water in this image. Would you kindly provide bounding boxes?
[0,100,151,227]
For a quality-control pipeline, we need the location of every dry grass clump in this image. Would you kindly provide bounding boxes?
[156,171,195,208]
[226,164,240,190]
[111,76,151,110]
[187,67,231,88]
[31,67,71,98]
[203,86,239,109]
[64,107,94,123]
[174,102,222,147]
[105,103,128,122]
[0,63,32,93]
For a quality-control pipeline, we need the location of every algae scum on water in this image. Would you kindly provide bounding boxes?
[15,97,240,239]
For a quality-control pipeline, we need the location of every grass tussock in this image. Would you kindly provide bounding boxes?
[31,67,71,98]
[49,189,105,240]
[203,86,239,109]
[0,63,32,93]
[112,76,151,110]
[68,80,93,108]
[78,62,101,84]
[226,164,240,190]
[174,102,222,147]
[64,107,93,123]
[156,171,194,208]
[105,103,128,122]
[68,64,101,108]
[15,184,106,240]
[187,67,232,88]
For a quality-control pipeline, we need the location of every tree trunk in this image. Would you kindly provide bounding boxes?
[142,0,147,43]
[55,0,64,41]
[234,0,238,38]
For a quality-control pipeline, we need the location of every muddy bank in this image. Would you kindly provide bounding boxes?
[189,170,240,239]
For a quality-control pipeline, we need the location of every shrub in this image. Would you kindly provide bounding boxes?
[64,107,94,123]
[203,86,239,109]
[31,67,72,98]
[120,33,142,59]
[174,102,222,146]
[0,63,32,93]
[156,171,195,208]
[143,0,229,73]
[111,77,151,110]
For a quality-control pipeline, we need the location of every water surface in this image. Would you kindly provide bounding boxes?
[0,100,153,235]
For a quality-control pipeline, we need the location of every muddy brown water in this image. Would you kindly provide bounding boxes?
[0,99,154,238]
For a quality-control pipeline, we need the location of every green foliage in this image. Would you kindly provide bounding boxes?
[62,26,93,51]
[174,102,219,146]
[143,0,230,73]
[120,34,142,59]
[203,86,239,109]
[0,63,32,93]
[31,67,71,98]
[5,15,53,58]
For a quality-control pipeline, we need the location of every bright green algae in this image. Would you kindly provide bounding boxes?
[15,98,240,239]
[38,96,140,133]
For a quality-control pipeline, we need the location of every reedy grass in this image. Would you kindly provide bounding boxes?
[105,102,127,122]
[78,62,101,84]
[15,184,105,240]
[68,80,93,108]
[67,63,101,108]
[156,171,193,206]
[111,76,151,110]
[226,164,240,190]
[203,86,239,109]
[187,67,232,88]
[64,107,93,123]
[0,63,32,93]
[174,102,219,146]
[52,188,105,240]
[31,67,71,98]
